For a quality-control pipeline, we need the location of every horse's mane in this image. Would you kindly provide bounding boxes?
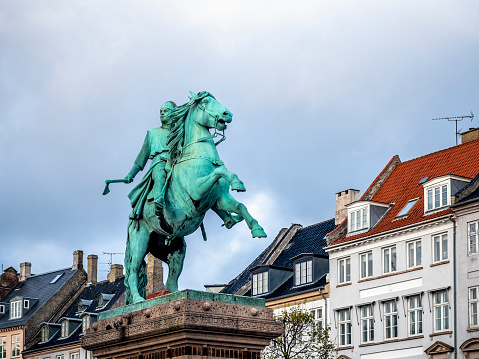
[167,91,215,165]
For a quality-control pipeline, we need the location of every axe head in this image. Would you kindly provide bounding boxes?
[102,182,110,195]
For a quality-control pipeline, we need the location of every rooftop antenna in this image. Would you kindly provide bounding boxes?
[102,251,123,270]
[432,112,474,145]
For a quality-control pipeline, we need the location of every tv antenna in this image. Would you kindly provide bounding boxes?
[432,112,474,145]
[102,251,123,269]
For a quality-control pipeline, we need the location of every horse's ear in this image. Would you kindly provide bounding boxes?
[188,91,195,100]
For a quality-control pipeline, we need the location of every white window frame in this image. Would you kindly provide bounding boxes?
[0,336,6,359]
[23,299,29,309]
[252,271,268,295]
[11,334,20,358]
[468,221,479,255]
[433,234,448,263]
[56,355,64,359]
[407,295,423,336]
[469,286,479,328]
[310,307,323,328]
[295,260,312,286]
[10,300,21,319]
[70,353,79,359]
[360,305,374,343]
[433,290,450,332]
[407,239,422,268]
[360,252,373,279]
[61,320,69,338]
[0,305,4,315]
[426,184,448,211]
[382,246,397,274]
[349,207,368,232]
[338,309,351,346]
[384,300,398,340]
[338,257,351,284]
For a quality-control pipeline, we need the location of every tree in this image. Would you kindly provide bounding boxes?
[262,305,336,359]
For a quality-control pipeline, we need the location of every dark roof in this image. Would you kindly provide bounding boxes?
[0,268,77,329]
[220,218,336,299]
[26,277,125,352]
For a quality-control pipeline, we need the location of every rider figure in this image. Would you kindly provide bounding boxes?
[124,101,176,220]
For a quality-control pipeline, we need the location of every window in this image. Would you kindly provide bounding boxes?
[384,301,398,339]
[397,198,419,217]
[349,207,368,232]
[295,260,312,285]
[82,315,91,332]
[10,300,21,319]
[41,325,49,342]
[61,320,69,338]
[408,295,423,336]
[23,299,29,309]
[360,305,374,343]
[360,252,373,279]
[338,257,351,284]
[383,246,396,274]
[469,221,479,255]
[470,287,479,328]
[252,271,268,295]
[407,240,422,268]
[0,305,4,314]
[71,353,79,359]
[57,355,64,359]
[427,185,448,211]
[50,273,63,284]
[0,337,6,359]
[433,291,449,332]
[433,234,448,263]
[310,307,323,328]
[338,309,351,346]
[11,334,20,358]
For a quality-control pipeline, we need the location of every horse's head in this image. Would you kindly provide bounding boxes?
[195,93,233,132]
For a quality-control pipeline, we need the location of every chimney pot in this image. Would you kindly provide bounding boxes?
[107,264,124,282]
[72,250,83,270]
[19,262,32,281]
[87,255,98,284]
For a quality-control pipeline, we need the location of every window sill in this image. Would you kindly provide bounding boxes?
[358,266,423,283]
[467,326,479,332]
[359,335,424,347]
[336,346,354,351]
[336,282,352,288]
[429,331,452,338]
[430,260,450,267]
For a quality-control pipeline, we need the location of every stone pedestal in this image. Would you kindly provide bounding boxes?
[81,290,282,359]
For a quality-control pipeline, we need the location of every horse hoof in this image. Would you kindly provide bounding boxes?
[231,181,246,192]
[252,226,267,238]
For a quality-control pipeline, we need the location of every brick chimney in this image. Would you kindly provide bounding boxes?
[461,128,479,144]
[19,262,32,281]
[146,253,165,296]
[72,250,83,270]
[87,255,98,284]
[335,189,360,225]
[107,264,124,282]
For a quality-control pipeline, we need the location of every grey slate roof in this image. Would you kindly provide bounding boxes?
[0,268,77,329]
[220,218,336,299]
[25,277,125,353]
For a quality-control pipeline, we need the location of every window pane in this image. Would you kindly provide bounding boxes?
[339,260,345,283]
[470,235,477,254]
[416,242,422,266]
[384,249,390,273]
[442,185,447,206]
[362,208,367,228]
[295,264,300,285]
[361,255,366,278]
[471,223,477,233]
[356,210,361,229]
[306,260,312,283]
[391,247,396,272]
[346,258,351,282]
[428,189,433,210]
[434,237,440,262]
[350,212,355,231]
[442,235,448,260]
[408,243,414,267]
[368,253,373,276]
[263,271,268,292]
[435,187,440,208]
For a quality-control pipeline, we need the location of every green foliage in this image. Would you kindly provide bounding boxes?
[262,305,336,359]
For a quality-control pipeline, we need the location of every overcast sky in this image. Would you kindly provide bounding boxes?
[1,1,479,289]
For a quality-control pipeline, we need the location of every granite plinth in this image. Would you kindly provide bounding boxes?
[81,290,282,359]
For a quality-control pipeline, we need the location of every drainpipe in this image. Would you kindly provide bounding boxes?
[449,216,457,359]
[319,287,328,325]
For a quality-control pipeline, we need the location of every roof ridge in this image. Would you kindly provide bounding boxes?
[300,218,334,230]
[30,267,72,278]
[401,138,479,165]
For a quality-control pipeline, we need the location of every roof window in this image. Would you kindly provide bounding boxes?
[396,198,419,218]
[50,273,63,284]
[419,177,429,184]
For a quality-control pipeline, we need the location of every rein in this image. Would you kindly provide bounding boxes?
[182,103,226,150]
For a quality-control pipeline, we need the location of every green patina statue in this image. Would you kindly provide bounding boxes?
[105,91,267,304]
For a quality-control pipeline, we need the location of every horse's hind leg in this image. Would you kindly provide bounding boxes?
[165,237,186,293]
[216,191,267,238]
[127,223,150,303]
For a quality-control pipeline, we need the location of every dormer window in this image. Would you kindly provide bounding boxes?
[82,315,91,332]
[41,325,49,343]
[426,185,448,211]
[252,271,268,295]
[294,259,312,285]
[10,300,21,319]
[60,320,69,338]
[77,299,92,313]
[97,294,114,308]
[349,207,368,232]
[423,175,471,212]
[347,201,390,235]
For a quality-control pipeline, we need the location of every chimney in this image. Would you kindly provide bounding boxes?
[72,250,83,270]
[461,128,479,144]
[107,264,124,282]
[19,262,32,281]
[146,253,165,296]
[87,255,98,284]
[335,189,360,225]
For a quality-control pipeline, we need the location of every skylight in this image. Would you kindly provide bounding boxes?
[50,273,63,284]
[419,177,429,184]
[397,198,419,217]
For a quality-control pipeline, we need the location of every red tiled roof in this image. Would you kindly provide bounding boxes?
[330,139,479,246]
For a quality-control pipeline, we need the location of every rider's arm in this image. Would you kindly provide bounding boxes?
[124,133,150,183]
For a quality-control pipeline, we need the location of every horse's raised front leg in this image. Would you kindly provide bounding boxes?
[165,237,187,293]
[216,192,267,238]
[192,165,245,200]
[212,205,244,229]
[126,222,150,303]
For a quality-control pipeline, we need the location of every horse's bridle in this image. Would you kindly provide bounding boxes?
[184,101,227,147]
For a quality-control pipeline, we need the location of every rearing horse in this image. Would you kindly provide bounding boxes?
[124,91,266,304]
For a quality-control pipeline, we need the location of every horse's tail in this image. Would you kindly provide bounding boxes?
[124,222,147,305]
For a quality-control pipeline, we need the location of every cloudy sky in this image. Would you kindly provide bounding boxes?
[1,1,479,289]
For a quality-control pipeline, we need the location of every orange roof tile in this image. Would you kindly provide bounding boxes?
[330,139,479,246]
